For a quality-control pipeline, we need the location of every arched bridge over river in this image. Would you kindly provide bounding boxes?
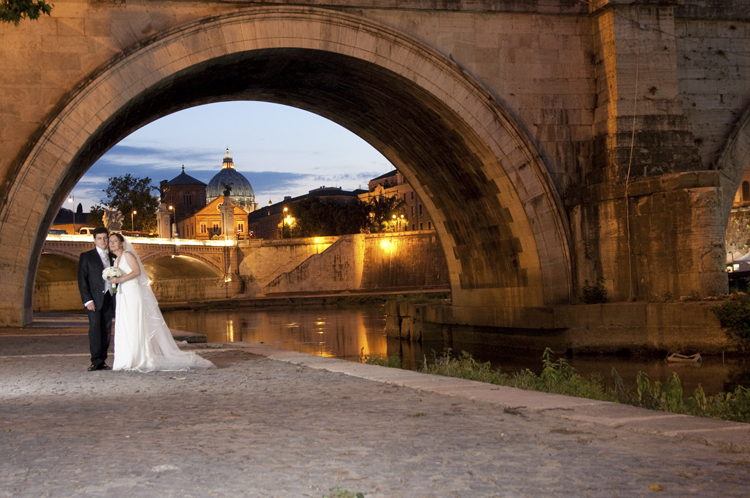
[42,236,236,278]
[2,1,750,346]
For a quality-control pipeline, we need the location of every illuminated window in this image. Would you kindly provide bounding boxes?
[237,222,244,232]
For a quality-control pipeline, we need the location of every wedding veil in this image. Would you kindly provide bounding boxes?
[121,237,214,371]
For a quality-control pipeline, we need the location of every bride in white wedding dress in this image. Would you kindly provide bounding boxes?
[108,233,215,372]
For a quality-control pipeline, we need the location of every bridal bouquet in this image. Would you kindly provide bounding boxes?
[102,267,123,293]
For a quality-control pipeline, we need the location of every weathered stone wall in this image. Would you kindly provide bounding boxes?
[239,231,450,296]
[34,277,236,312]
[726,208,750,257]
[361,232,449,291]
[237,236,338,294]
[386,300,736,354]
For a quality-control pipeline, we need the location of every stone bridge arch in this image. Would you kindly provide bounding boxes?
[718,103,750,225]
[0,6,572,325]
[139,252,225,277]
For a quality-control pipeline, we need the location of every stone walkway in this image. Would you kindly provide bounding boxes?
[2,327,750,497]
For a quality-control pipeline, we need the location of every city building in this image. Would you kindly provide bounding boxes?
[206,149,258,214]
[159,166,207,223]
[359,170,433,231]
[177,196,250,240]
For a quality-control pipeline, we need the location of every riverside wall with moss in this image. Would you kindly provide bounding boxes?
[386,301,737,354]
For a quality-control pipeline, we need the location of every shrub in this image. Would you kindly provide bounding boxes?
[710,294,750,344]
[582,279,608,304]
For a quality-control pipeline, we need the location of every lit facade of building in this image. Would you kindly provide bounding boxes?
[178,196,250,240]
[359,170,434,231]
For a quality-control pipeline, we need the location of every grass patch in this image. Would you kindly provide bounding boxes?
[613,369,750,423]
[323,487,364,498]
[357,348,402,368]
[418,348,750,424]
[420,348,617,402]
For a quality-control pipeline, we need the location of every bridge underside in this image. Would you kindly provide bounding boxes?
[0,8,572,326]
[1,2,748,329]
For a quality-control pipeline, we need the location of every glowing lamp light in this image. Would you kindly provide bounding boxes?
[380,240,390,249]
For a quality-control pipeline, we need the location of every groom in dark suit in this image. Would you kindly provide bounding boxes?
[77,227,115,371]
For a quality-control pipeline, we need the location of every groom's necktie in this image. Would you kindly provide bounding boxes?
[99,250,112,295]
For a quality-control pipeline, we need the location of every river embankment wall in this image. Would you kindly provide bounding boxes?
[386,301,738,354]
[238,231,450,296]
[33,231,451,311]
[33,277,239,312]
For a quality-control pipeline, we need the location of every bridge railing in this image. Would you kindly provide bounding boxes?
[45,234,238,247]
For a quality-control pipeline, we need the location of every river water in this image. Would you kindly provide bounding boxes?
[161,307,750,397]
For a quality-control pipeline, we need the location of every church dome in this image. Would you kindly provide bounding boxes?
[206,149,257,213]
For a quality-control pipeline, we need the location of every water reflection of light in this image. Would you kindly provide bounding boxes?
[357,312,371,356]
[227,319,235,342]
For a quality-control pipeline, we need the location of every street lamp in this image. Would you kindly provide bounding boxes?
[68,196,76,234]
[131,210,137,232]
[168,205,176,238]
[282,207,288,239]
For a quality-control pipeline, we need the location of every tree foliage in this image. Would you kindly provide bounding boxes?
[87,205,106,228]
[366,195,407,232]
[287,198,371,238]
[0,0,53,26]
[98,174,160,232]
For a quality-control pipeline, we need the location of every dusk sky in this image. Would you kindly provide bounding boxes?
[68,102,394,211]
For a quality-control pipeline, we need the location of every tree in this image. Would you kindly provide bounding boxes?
[288,198,371,238]
[0,0,53,25]
[365,195,407,232]
[87,205,106,228]
[99,174,160,232]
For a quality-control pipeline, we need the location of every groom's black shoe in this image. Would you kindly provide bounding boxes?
[100,363,111,370]
[88,364,99,371]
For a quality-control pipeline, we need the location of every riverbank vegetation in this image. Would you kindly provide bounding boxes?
[335,292,450,309]
[710,293,750,345]
[363,348,750,424]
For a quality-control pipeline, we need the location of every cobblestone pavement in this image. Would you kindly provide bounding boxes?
[2,331,750,497]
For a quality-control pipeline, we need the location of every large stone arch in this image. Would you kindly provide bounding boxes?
[717,103,750,224]
[140,252,224,277]
[0,6,572,326]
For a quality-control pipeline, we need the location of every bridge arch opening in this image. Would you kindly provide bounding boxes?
[0,7,572,325]
[717,102,750,293]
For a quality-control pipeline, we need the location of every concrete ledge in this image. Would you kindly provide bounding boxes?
[230,342,750,453]
[170,329,207,343]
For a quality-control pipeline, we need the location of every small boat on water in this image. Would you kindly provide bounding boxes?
[666,352,702,364]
